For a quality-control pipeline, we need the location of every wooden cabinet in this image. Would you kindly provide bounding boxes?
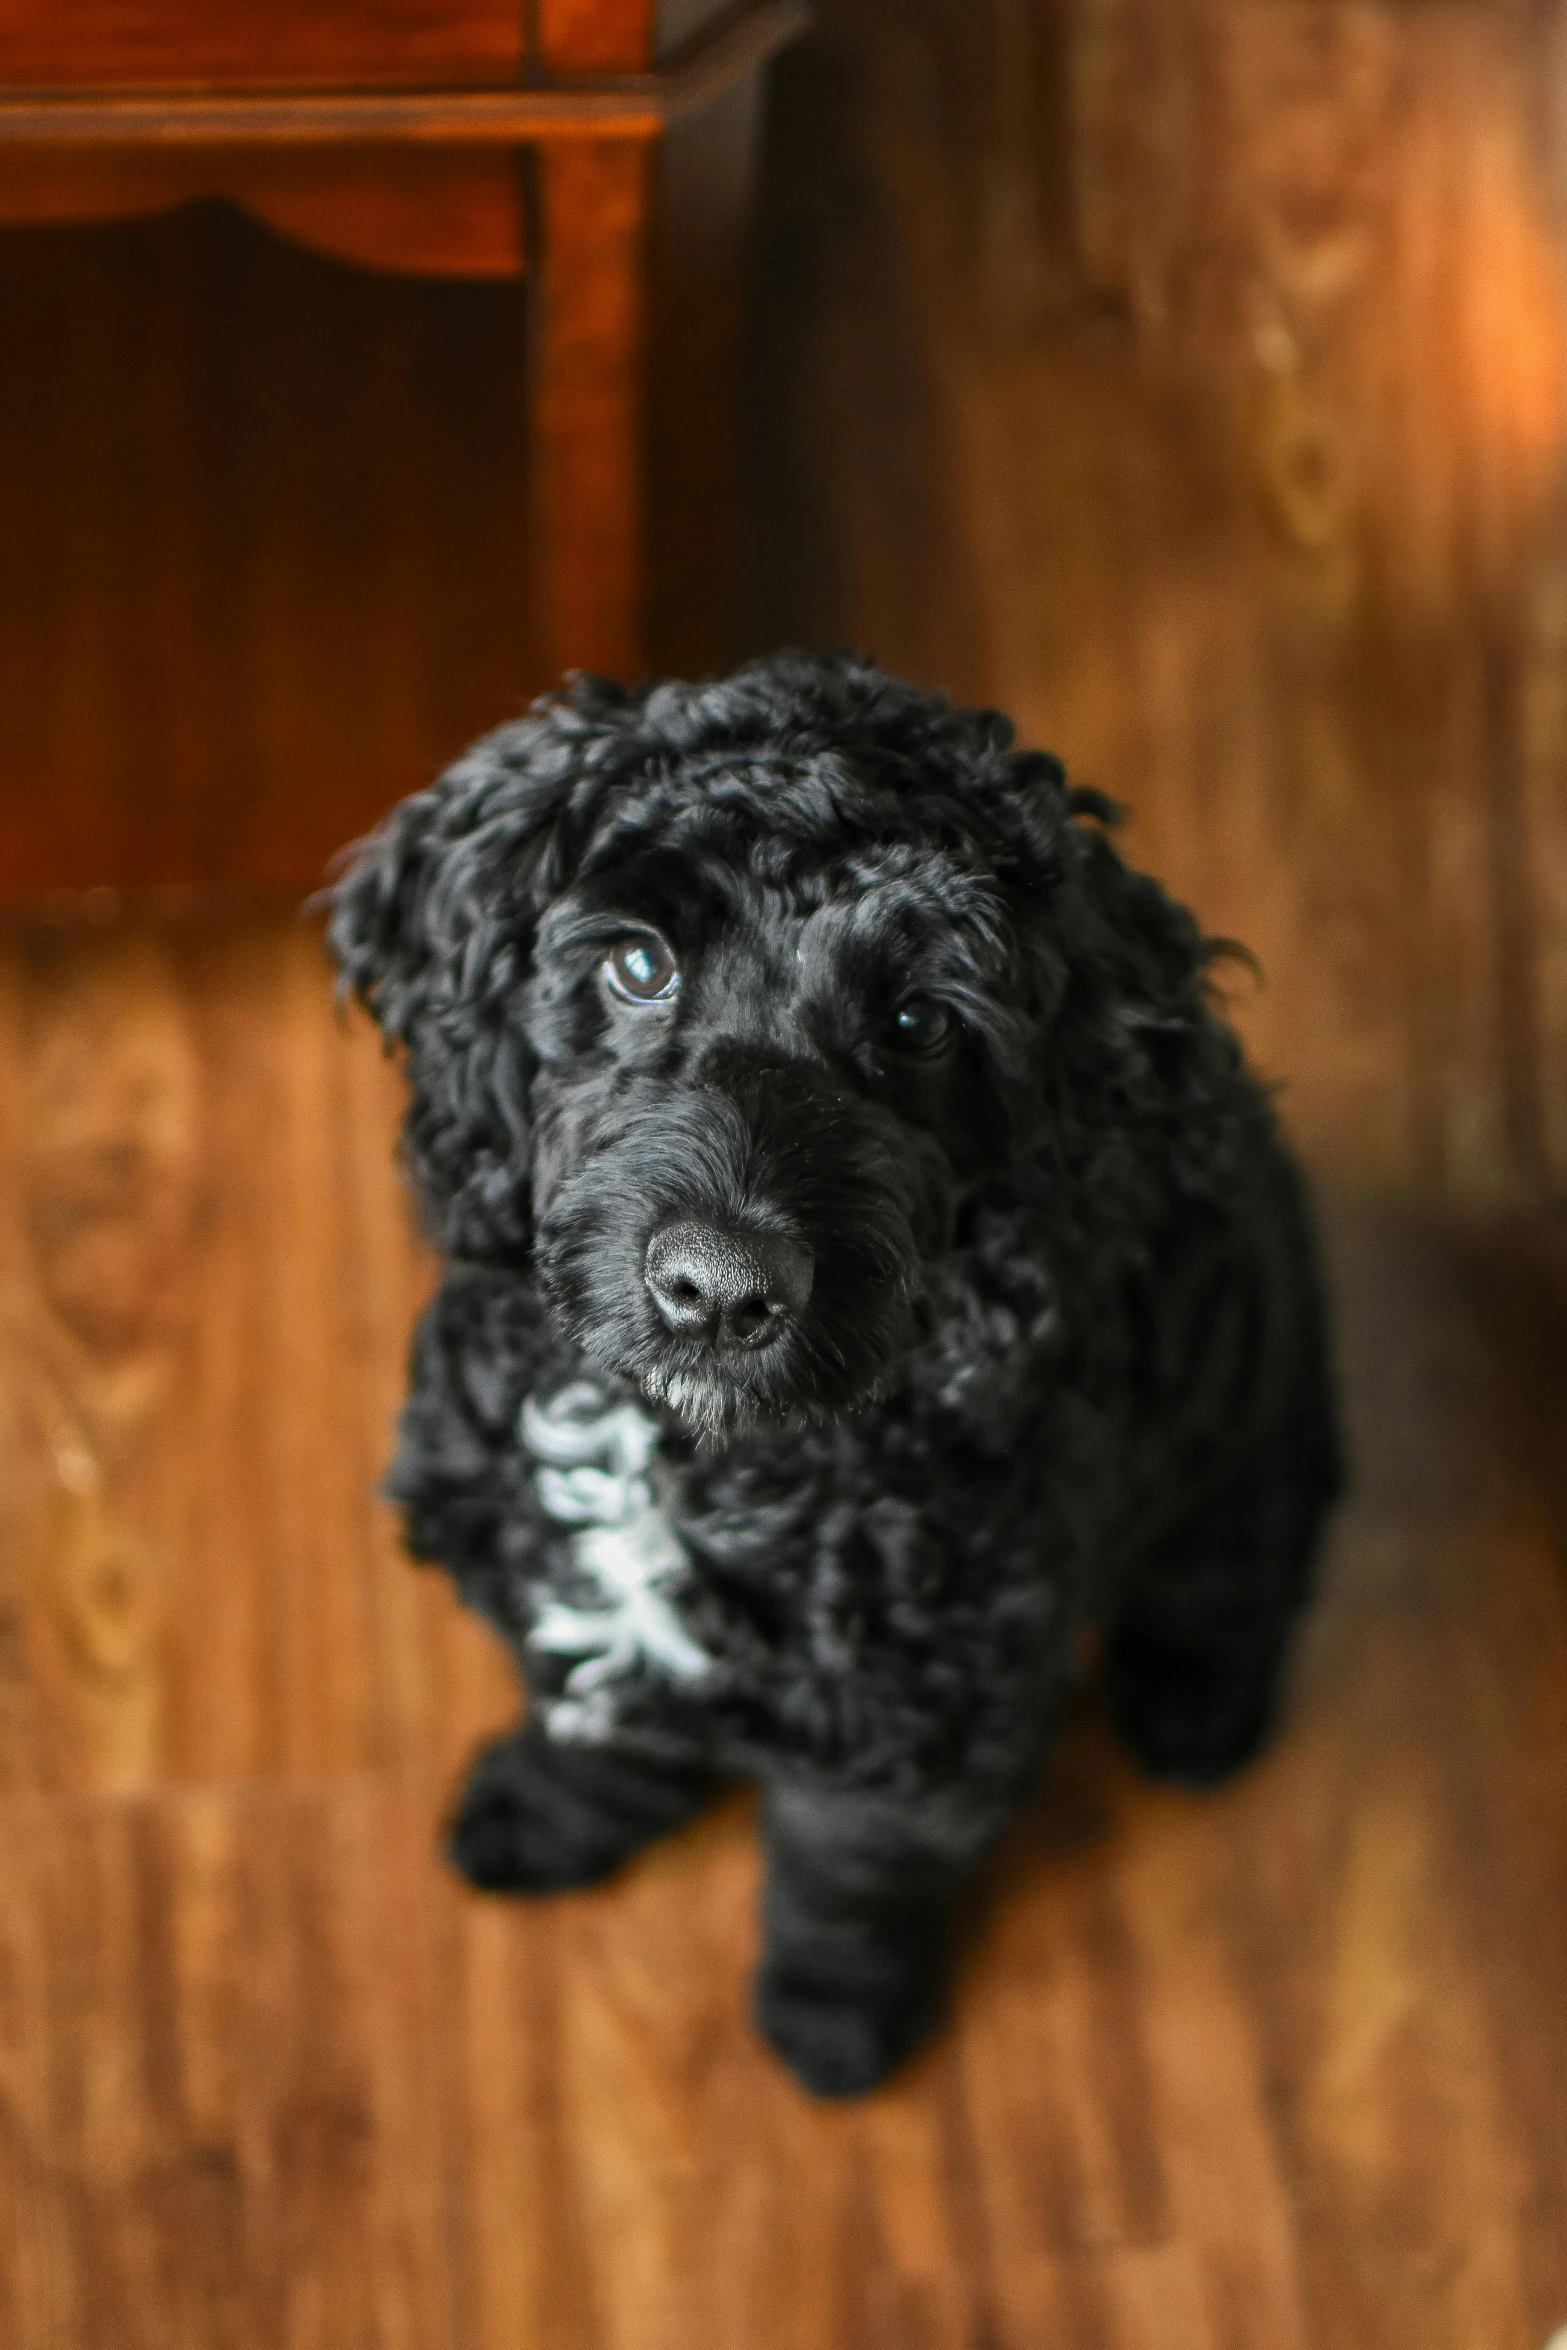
[0,0,526,85]
[0,1,803,889]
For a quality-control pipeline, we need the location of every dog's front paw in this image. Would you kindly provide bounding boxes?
[446,1731,639,1893]
[753,1956,941,2097]
[1107,1623,1281,1789]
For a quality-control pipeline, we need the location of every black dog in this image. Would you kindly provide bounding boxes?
[331,651,1341,2097]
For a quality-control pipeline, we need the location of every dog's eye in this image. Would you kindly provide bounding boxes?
[888,997,953,1054]
[605,933,679,1004]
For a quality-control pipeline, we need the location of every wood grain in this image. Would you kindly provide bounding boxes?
[0,8,795,880]
[538,0,658,73]
[0,206,534,896]
[0,1777,455,2349]
[0,2,805,284]
[0,970,1563,2341]
[531,139,656,678]
[740,0,1567,1202]
[0,0,523,89]
[0,915,520,1794]
[0,0,1565,2338]
[0,147,526,278]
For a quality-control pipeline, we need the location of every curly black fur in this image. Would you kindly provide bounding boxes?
[331,651,1342,2097]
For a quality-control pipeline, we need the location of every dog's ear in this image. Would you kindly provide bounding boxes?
[1046,796,1252,1195]
[984,754,1243,1178]
[329,683,635,1260]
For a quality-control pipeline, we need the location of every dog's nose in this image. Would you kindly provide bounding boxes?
[644,1221,814,1349]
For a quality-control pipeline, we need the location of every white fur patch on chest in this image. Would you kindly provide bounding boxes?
[519,1379,712,1742]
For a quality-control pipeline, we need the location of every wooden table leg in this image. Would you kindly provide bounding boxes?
[529,137,655,683]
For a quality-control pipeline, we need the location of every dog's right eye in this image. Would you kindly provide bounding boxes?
[605,933,680,1004]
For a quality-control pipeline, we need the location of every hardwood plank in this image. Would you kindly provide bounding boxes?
[441,1793,999,2350]
[953,1735,1311,2350]
[1224,1205,1567,2350]
[334,992,520,1791]
[743,0,1567,1203]
[0,916,518,1793]
[0,924,208,1792]
[0,948,1564,2341]
[0,1778,454,2350]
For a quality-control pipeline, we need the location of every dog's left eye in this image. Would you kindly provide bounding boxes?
[888,997,953,1054]
[605,933,680,1003]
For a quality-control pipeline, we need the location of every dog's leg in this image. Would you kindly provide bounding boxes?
[448,1719,718,1893]
[753,1779,1008,2097]
[1105,1444,1334,1787]
[1108,1141,1344,1787]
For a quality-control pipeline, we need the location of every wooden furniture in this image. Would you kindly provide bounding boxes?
[0,0,806,685]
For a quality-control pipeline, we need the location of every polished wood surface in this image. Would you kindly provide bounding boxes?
[0,3,811,141]
[0,916,1562,2344]
[533,139,654,681]
[0,1,797,865]
[0,208,533,893]
[532,0,656,688]
[0,0,797,697]
[0,3,802,311]
[0,177,750,889]
[2,0,1566,2340]
[0,0,523,89]
[740,0,1567,1202]
[0,144,528,276]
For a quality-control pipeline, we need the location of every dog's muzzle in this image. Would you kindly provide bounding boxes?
[644,1220,815,1351]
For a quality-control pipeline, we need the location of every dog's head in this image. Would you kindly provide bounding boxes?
[332,654,1215,1438]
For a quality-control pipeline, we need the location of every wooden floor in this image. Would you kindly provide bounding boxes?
[3,2,1567,2343]
[1,921,1564,2348]
[740,0,1567,1205]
